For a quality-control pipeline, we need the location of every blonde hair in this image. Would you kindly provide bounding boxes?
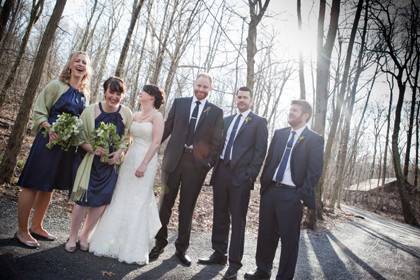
[59,51,92,100]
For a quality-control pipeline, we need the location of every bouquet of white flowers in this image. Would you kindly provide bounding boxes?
[43,112,82,151]
[92,122,122,163]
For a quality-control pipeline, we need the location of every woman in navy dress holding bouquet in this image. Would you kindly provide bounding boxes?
[65,77,132,253]
[16,51,91,248]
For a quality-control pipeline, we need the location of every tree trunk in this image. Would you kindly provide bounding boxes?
[130,0,153,109]
[114,0,145,78]
[392,80,418,225]
[77,0,98,51]
[297,0,306,99]
[0,0,44,108]
[415,98,419,187]
[246,0,270,92]
[0,0,67,184]
[404,52,419,178]
[149,0,179,84]
[382,74,394,187]
[0,0,15,42]
[330,0,365,209]
[310,0,340,225]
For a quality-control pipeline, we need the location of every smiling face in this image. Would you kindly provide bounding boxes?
[104,88,124,109]
[235,90,252,112]
[69,53,89,80]
[193,76,212,100]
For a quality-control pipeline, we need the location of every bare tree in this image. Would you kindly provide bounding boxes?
[91,1,124,101]
[330,0,367,209]
[297,0,306,99]
[0,0,45,108]
[371,0,419,225]
[0,0,15,42]
[114,0,145,77]
[246,0,270,91]
[311,0,340,223]
[0,0,67,184]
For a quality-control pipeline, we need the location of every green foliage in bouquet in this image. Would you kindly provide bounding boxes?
[92,122,121,162]
[43,112,82,151]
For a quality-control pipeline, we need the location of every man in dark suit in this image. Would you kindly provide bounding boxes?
[149,73,224,266]
[198,87,268,279]
[245,100,324,280]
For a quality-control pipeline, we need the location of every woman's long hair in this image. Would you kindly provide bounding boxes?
[59,51,92,100]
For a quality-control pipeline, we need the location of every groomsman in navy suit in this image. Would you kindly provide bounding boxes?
[245,100,324,280]
[198,87,268,280]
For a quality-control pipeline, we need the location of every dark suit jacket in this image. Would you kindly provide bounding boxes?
[161,97,224,173]
[260,127,324,209]
[210,112,268,189]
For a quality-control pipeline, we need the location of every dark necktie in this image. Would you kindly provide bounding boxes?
[223,114,242,164]
[275,131,296,182]
[185,101,201,146]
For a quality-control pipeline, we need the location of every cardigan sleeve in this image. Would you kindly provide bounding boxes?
[32,80,69,133]
[119,105,133,149]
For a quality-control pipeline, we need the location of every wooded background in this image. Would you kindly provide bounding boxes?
[0,0,418,228]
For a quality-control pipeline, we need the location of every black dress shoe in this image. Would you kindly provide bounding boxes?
[244,269,271,280]
[222,267,238,279]
[175,250,191,266]
[149,245,165,261]
[198,252,227,265]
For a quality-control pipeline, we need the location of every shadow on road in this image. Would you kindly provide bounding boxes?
[308,231,355,280]
[0,237,140,280]
[325,231,387,280]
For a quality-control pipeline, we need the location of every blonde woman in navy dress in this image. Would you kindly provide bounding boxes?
[15,51,91,248]
[65,77,132,253]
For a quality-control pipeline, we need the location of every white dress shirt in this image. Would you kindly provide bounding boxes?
[189,95,208,129]
[272,125,306,186]
[220,109,251,160]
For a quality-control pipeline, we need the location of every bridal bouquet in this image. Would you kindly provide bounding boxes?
[92,122,121,163]
[43,112,82,151]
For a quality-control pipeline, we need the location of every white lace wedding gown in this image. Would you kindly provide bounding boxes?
[89,122,161,264]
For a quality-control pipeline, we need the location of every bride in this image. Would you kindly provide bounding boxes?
[89,84,164,264]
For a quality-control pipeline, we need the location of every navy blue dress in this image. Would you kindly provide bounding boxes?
[76,103,125,207]
[18,86,86,192]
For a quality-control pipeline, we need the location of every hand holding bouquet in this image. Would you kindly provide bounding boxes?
[92,122,122,163]
[43,112,82,151]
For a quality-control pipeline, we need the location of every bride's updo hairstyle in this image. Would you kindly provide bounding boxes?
[143,84,165,109]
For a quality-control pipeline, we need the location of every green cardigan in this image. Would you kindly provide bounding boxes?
[32,79,72,134]
[71,103,133,202]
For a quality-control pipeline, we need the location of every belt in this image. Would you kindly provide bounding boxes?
[273,182,295,189]
[184,147,193,153]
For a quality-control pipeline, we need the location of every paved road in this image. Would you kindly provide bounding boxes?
[0,197,419,279]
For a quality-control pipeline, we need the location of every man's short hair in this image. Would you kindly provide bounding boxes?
[291,99,312,121]
[237,86,253,98]
[196,72,213,86]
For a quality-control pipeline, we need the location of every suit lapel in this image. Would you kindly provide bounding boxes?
[235,111,253,139]
[291,126,309,160]
[184,97,193,126]
[195,101,210,131]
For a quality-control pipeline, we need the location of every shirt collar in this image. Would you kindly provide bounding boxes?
[291,125,306,139]
[192,95,207,105]
[236,109,251,119]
